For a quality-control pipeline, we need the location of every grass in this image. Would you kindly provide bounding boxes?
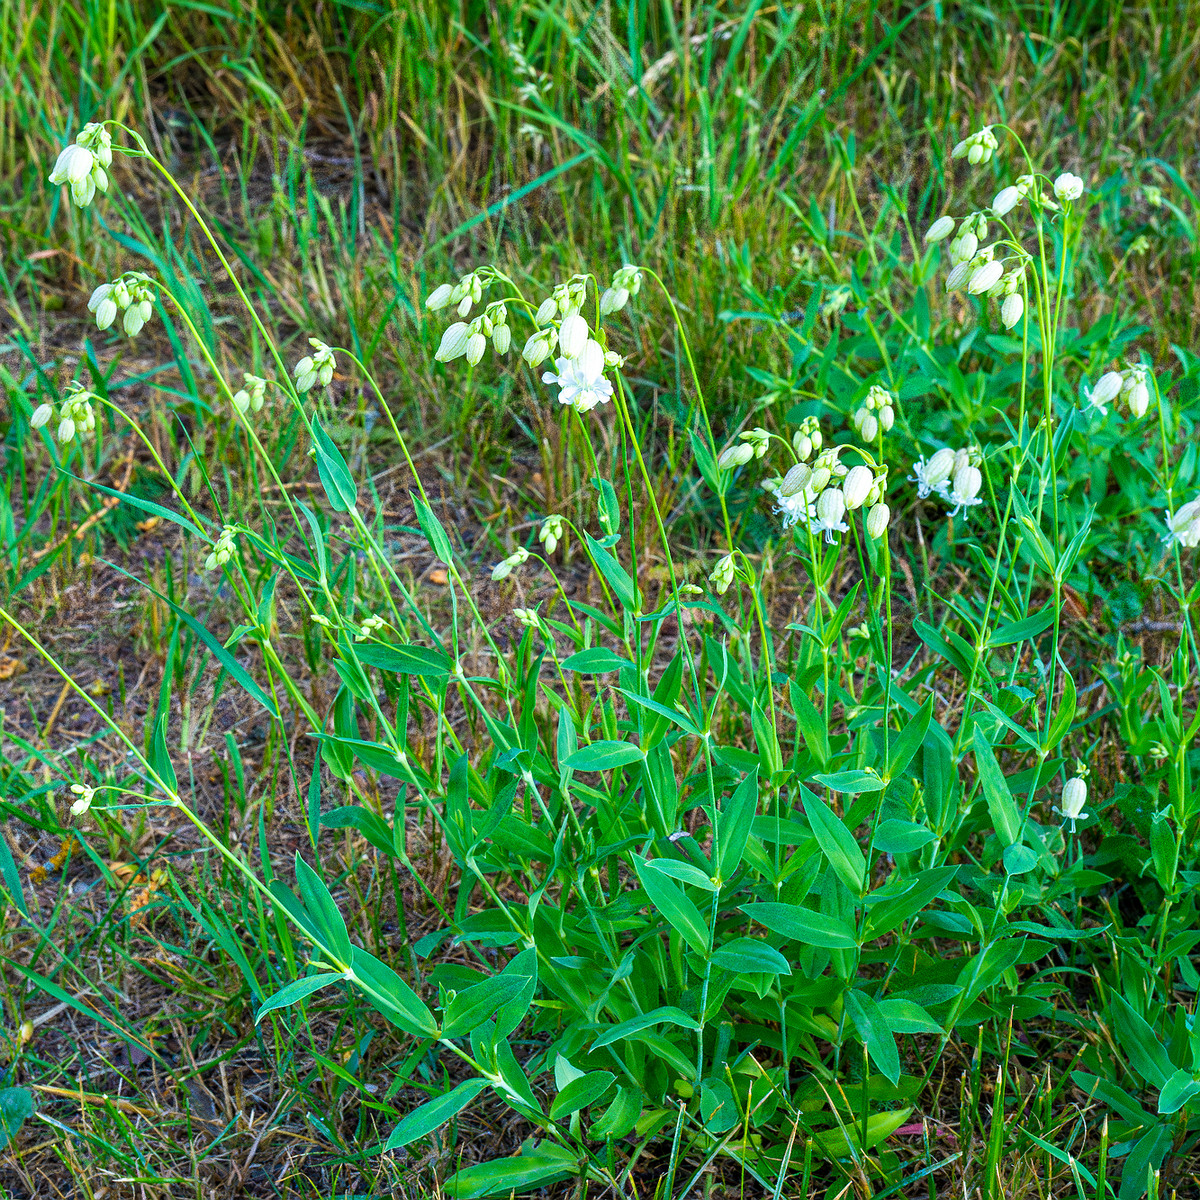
[3,1,1200,1197]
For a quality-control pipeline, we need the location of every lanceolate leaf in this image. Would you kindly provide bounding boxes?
[384,1078,488,1149]
[311,414,358,513]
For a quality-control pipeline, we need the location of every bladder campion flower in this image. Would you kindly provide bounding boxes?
[842,465,874,511]
[946,464,983,517]
[952,125,999,166]
[925,215,955,243]
[48,122,112,207]
[710,554,736,595]
[866,502,890,539]
[814,488,848,543]
[909,447,955,499]
[294,340,335,391]
[542,340,613,413]
[1056,776,1089,833]
[539,515,565,555]
[356,615,388,641]
[1164,498,1200,549]
[1053,173,1084,204]
[1086,371,1123,415]
[1121,364,1152,419]
[232,373,267,416]
[492,547,530,581]
[69,784,95,817]
[205,525,237,571]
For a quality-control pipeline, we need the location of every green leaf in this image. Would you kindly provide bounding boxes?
[805,798,867,894]
[104,562,280,719]
[565,741,644,772]
[350,946,439,1037]
[884,695,932,780]
[641,857,717,891]
[384,1078,488,1149]
[634,856,711,955]
[0,825,28,917]
[550,1070,614,1119]
[865,866,959,939]
[294,853,353,964]
[990,606,1055,646]
[560,647,633,674]
[845,990,901,1084]
[873,819,937,855]
[321,805,396,858]
[742,902,858,949]
[442,974,530,1039]
[0,1087,34,1150]
[311,414,358,513]
[588,1086,643,1140]
[353,641,452,678]
[1002,843,1039,875]
[414,494,454,564]
[716,768,760,881]
[876,997,942,1034]
[584,532,638,611]
[813,769,884,794]
[972,725,1022,846]
[1110,994,1174,1090]
[1045,661,1076,751]
[67,471,208,540]
[591,1006,701,1050]
[445,1143,578,1198]
[710,938,792,976]
[788,682,829,766]
[255,972,342,1023]
[1157,1069,1200,1115]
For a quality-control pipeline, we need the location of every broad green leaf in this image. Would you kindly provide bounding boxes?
[716,767,759,881]
[561,647,633,674]
[351,946,439,1037]
[414,494,454,564]
[789,680,829,766]
[876,997,942,1034]
[617,689,704,737]
[972,725,1022,846]
[442,974,530,1039]
[312,414,358,512]
[1002,843,1039,875]
[1157,1069,1200,1115]
[255,972,341,1023]
[321,805,396,858]
[883,695,932,780]
[710,938,792,976]
[69,472,208,540]
[565,741,644,772]
[295,854,353,964]
[584,532,638,611]
[0,1087,34,1150]
[385,1078,488,1149]
[1045,662,1076,751]
[742,902,858,949]
[1109,994,1173,1090]
[588,1086,643,1140]
[805,799,867,894]
[641,857,717,891]
[844,990,900,1084]
[354,641,452,678]
[873,819,937,855]
[591,1006,700,1050]
[550,1070,614,1119]
[813,1106,913,1158]
[634,856,710,955]
[445,1143,578,1198]
[813,769,884,794]
[991,607,1055,646]
[865,866,959,939]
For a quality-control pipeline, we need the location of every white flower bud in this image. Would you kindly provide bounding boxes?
[426,283,454,310]
[456,294,474,317]
[435,322,471,362]
[70,174,96,207]
[952,464,982,502]
[58,417,76,443]
[710,554,736,595]
[1090,371,1123,409]
[967,259,1005,295]
[49,143,95,186]
[842,465,874,510]
[491,546,529,581]
[779,462,812,496]
[539,515,565,555]
[948,231,977,265]
[232,389,250,414]
[535,296,558,325]
[557,313,588,359]
[991,186,1021,216]
[600,287,629,315]
[808,466,831,494]
[866,502,890,539]
[30,403,53,429]
[123,304,147,337]
[718,443,754,470]
[879,405,894,432]
[945,261,972,291]
[925,447,956,489]
[69,785,94,817]
[465,332,487,366]
[793,433,813,461]
[1001,293,1024,329]
[1054,173,1084,203]
[859,413,878,442]
[522,328,557,367]
[925,215,955,243]
[1127,381,1151,419]
[603,350,624,369]
[492,324,511,355]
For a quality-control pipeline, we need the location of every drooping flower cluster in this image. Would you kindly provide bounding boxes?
[69,784,95,817]
[48,122,112,208]
[930,209,1028,330]
[852,385,896,443]
[717,427,771,470]
[492,546,530,581]
[1164,497,1200,549]
[539,515,565,555]
[434,301,512,366]
[909,447,984,519]
[88,272,155,336]
[30,382,98,444]
[770,441,890,545]
[232,373,268,416]
[205,525,237,571]
[952,125,998,166]
[1086,363,1153,420]
[356,614,388,641]
[600,265,643,315]
[710,554,737,595]
[294,340,335,392]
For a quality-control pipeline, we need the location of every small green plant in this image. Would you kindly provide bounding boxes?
[5,96,1200,1200]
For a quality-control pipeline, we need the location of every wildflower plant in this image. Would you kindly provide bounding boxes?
[8,109,1200,1200]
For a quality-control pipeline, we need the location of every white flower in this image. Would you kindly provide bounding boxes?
[1164,498,1200,549]
[557,313,588,359]
[426,283,454,311]
[842,465,874,510]
[925,215,955,243]
[991,186,1022,216]
[49,143,94,187]
[948,230,978,266]
[814,488,848,543]
[30,403,54,430]
[69,784,95,817]
[434,322,471,364]
[356,614,388,641]
[946,464,983,517]
[1055,776,1089,833]
[1001,293,1024,329]
[779,462,812,497]
[1122,364,1152,419]
[909,447,955,498]
[523,327,557,367]
[866,502,890,539]
[858,412,878,442]
[952,125,999,166]
[1054,173,1084,203]
[513,606,542,630]
[539,515,565,555]
[967,259,1005,295]
[542,340,613,413]
[710,554,736,595]
[491,546,530,581]
[718,442,754,470]
[294,339,335,389]
[535,296,558,325]
[774,486,815,530]
[1086,370,1123,415]
[945,261,973,291]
